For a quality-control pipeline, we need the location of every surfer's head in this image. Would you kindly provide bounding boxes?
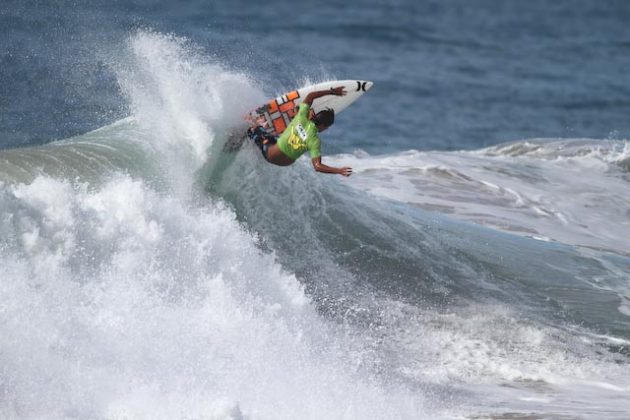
[313,108,335,132]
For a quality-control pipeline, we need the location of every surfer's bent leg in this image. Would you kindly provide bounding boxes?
[247,126,277,162]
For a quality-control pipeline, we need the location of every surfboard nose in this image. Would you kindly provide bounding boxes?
[362,81,374,91]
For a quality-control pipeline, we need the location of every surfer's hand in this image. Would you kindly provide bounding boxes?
[338,167,353,177]
[330,87,347,96]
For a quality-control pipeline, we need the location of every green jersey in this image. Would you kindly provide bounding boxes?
[276,103,321,161]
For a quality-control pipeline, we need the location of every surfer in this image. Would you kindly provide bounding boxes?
[247,87,353,177]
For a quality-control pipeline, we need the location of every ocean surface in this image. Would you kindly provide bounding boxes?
[1,1,630,419]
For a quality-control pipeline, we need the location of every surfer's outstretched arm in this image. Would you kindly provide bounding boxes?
[312,157,352,177]
[303,86,346,106]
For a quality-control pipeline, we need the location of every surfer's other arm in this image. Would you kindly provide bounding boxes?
[311,156,353,177]
[303,86,346,106]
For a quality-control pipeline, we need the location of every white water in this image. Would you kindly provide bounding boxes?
[0,176,428,419]
[114,30,264,195]
[328,140,630,255]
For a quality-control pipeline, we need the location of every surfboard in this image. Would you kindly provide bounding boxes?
[222,80,373,153]
[249,80,373,137]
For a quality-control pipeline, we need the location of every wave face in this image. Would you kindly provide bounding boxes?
[2,31,630,419]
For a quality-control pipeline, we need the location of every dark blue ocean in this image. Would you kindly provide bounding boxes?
[4,0,630,151]
[1,1,630,419]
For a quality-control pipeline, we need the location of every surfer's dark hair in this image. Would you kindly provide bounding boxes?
[313,108,335,127]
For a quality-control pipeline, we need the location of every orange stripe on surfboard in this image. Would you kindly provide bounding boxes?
[278,101,295,113]
[268,100,278,114]
[272,117,286,134]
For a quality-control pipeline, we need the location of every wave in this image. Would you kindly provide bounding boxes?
[0,30,432,420]
[478,138,630,168]
[1,30,630,419]
[2,175,432,419]
[328,138,630,255]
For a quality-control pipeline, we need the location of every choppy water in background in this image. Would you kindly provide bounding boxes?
[3,0,630,151]
[1,1,630,419]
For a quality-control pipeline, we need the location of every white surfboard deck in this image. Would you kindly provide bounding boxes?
[250,80,373,136]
